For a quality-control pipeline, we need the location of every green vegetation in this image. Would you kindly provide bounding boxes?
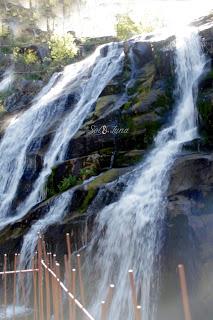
[116,14,141,40]
[79,167,97,180]
[13,47,39,65]
[115,14,156,40]
[49,34,78,63]
[58,175,78,193]
[46,164,99,199]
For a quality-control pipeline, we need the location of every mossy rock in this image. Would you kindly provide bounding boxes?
[94,95,118,118]
[78,168,126,214]
[114,150,144,167]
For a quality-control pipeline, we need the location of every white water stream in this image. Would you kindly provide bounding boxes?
[85,28,206,320]
[0,67,14,93]
[0,43,123,228]
[0,20,207,320]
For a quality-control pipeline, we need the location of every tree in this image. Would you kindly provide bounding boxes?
[49,34,78,63]
[116,14,141,40]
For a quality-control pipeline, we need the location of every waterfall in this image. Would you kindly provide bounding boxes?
[86,28,206,320]
[0,43,124,228]
[0,67,14,93]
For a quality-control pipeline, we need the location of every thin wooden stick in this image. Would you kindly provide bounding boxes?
[64,254,72,320]
[32,257,38,320]
[54,262,60,320]
[41,260,95,320]
[56,263,64,320]
[20,265,27,320]
[66,233,72,263]
[51,260,57,320]
[13,254,17,320]
[136,305,142,320]
[72,268,77,320]
[129,270,140,320]
[104,284,115,318]
[178,264,192,320]
[77,254,86,305]
[44,255,51,319]
[38,236,44,320]
[3,254,7,319]
[101,301,107,320]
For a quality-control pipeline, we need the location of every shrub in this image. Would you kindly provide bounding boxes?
[79,167,97,180]
[58,175,78,193]
[13,47,39,65]
[116,14,141,40]
[49,34,78,63]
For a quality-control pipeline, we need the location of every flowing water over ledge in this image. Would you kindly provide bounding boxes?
[85,28,206,320]
[0,21,209,320]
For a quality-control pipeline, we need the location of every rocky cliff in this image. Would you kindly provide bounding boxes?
[0,14,213,318]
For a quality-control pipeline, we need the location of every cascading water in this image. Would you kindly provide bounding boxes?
[1,43,123,267]
[0,43,123,229]
[86,28,206,320]
[0,67,14,93]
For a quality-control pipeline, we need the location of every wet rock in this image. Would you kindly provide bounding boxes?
[4,79,44,112]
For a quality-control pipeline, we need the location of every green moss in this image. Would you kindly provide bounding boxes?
[198,98,212,121]
[99,147,114,155]
[79,188,97,214]
[46,166,57,198]
[144,120,161,144]
[79,166,97,180]
[114,151,143,167]
[205,70,213,81]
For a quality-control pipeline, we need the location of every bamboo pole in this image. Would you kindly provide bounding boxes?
[72,268,77,320]
[56,263,64,320]
[64,254,72,319]
[38,236,44,320]
[104,284,115,318]
[77,253,86,305]
[3,254,7,319]
[20,264,28,320]
[66,233,72,264]
[13,254,17,320]
[32,257,38,320]
[128,270,140,320]
[101,301,107,320]
[178,264,192,320]
[41,260,95,320]
[45,259,51,319]
[42,241,51,320]
[136,306,142,320]
[54,262,60,320]
[51,260,57,320]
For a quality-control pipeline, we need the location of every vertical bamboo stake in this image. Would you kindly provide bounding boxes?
[104,284,115,318]
[20,267,27,320]
[64,255,72,320]
[66,233,73,317]
[128,270,140,320]
[13,254,17,320]
[3,254,7,319]
[32,257,38,320]
[136,306,142,320]
[56,263,64,320]
[54,262,60,320]
[178,264,192,320]
[66,233,72,264]
[43,241,51,320]
[38,236,44,320]
[101,301,107,320]
[76,254,85,305]
[51,261,57,320]
[72,268,76,320]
